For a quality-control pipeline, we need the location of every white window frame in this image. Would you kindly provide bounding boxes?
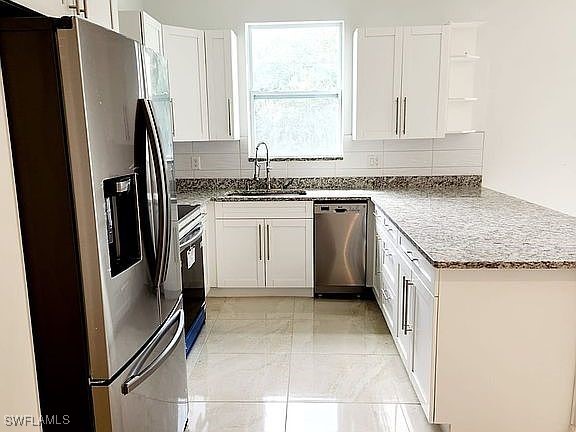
[246,21,344,159]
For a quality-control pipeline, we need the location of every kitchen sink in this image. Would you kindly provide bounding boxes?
[226,189,307,197]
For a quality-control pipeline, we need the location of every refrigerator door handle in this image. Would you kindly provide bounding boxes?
[121,308,184,395]
[136,99,171,290]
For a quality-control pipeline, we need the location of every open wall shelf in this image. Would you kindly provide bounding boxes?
[446,22,484,135]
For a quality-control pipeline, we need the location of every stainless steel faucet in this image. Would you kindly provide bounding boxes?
[254,142,271,190]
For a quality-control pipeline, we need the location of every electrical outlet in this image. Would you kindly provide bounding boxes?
[368,155,379,167]
[192,157,201,170]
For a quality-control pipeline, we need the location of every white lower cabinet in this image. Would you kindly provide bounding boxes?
[374,206,437,422]
[396,254,414,366]
[265,218,313,288]
[215,219,264,288]
[214,202,313,290]
[411,273,436,415]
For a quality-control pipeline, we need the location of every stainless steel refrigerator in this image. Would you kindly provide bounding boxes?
[0,16,187,431]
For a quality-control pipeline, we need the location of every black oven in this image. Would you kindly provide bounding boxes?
[177,204,206,355]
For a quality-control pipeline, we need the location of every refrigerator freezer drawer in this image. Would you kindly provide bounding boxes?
[92,303,188,432]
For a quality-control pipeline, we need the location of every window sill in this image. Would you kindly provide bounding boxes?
[247,156,344,162]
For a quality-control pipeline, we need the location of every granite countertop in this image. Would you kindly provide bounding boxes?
[177,186,576,270]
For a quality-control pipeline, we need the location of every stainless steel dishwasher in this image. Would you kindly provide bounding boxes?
[314,202,367,296]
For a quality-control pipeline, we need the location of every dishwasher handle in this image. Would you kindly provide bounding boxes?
[314,203,368,214]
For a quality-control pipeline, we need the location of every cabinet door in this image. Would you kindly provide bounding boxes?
[396,256,414,367]
[204,30,239,140]
[381,242,399,336]
[215,219,265,288]
[411,273,436,419]
[353,27,402,140]
[17,0,69,16]
[400,26,448,139]
[163,26,209,141]
[373,234,382,304]
[264,219,313,288]
[141,12,163,54]
[84,0,114,30]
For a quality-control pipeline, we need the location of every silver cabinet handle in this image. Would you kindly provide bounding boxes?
[404,281,414,335]
[402,97,407,135]
[68,0,85,15]
[383,289,392,302]
[258,224,262,260]
[227,98,232,137]
[170,98,176,137]
[395,97,400,136]
[266,224,270,261]
[405,249,419,263]
[401,276,407,331]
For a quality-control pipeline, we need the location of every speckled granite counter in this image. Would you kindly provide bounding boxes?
[177,184,576,270]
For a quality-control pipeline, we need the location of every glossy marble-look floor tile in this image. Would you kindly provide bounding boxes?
[205,319,293,353]
[206,297,227,320]
[188,352,290,402]
[294,298,366,320]
[186,319,215,368]
[286,403,416,432]
[288,353,419,403]
[292,317,396,355]
[188,298,437,431]
[187,402,287,432]
[219,297,295,319]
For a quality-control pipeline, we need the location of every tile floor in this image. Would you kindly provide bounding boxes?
[186,297,441,432]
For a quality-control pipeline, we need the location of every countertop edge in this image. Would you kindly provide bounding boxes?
[180,190,576,271]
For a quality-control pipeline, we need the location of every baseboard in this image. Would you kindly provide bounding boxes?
[208,287,314,297]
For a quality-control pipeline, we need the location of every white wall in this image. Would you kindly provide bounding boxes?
[142,0,576,215]
[479,2,576,217]
[118,0,144,10]
[0,68,41,431]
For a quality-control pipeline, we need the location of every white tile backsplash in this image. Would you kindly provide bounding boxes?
[174,132,484,179]
[382,150,433,168]
[433,133,484,150]
[383,139,433,152]
[433,149,483,167]
[382,167,433,176]
[194,141,240,154]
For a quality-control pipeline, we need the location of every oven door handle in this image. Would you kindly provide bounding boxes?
[180,227,202,250]
[121,309,184,395]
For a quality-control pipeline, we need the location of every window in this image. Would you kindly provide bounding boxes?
[246,21,343,159]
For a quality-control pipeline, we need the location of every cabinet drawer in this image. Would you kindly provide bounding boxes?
[374,208,398,244]
[380,276,398,335]
[215,201,313,219]
[398,232,436,294]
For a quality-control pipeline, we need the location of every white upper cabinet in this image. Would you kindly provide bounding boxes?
[85,0,117,30]
[353,25,449,140]
[17,0,118,30]
[400,26,449,139]
[16,0,68,16]
[163,27,239,142]
[119,10,163,54]
[163,25,209,141]
[353,27,402,140]
[204,30,240,140]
